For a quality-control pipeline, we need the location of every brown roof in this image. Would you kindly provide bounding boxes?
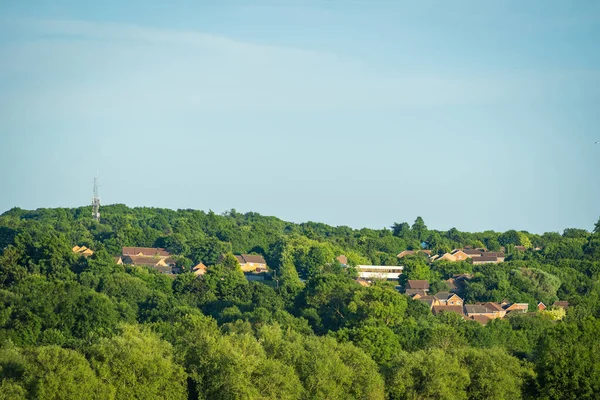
[405,289,428,296]
[241,254,266,264]
[336,255,348,265]
[407,280,430,290]
[122,247,171,257]
[553,301,569,308]
[123,255,161,267]
[463,249,485,255]
[483,302,504,312]
[514,246,527,251]
[432,305,465,316]
[485,252,505,257]
[472,256,498,263]
[470,315,492,325]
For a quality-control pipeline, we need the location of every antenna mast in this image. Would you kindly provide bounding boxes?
[92,176,101,222]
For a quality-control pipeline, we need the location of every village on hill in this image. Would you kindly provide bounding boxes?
[72,243,568,324]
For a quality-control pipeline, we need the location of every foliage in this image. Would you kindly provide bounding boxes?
[0,205,598,398]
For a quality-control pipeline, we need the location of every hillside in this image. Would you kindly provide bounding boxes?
[0,205,599,399]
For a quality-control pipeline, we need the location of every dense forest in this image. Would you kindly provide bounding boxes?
[1,204,599,399]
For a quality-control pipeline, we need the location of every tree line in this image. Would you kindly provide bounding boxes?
[0,205,599,399]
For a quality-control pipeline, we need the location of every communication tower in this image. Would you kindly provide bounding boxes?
[92,176,100,222]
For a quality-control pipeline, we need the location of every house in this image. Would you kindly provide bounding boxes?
[406,280,430,291]
[503,303,529,313]
[113,256,123,265]
[122,247,171,259]
[537,302,547,311]
[552,301,569,309]
[416,296,440,310]
[336,255,348,266]
[450,250,470,261]
[72,245,94,257]
[397,250,431,259]
[453,273,473,279]
[122,255,179,275]
[434,292,463,306]
[356,279,371,287]
[432,305,465,317]
[445,278,458,292]
[469,315,492,325]
[218,254,268,272]
[485,252,506,262]
[356,265,404,281]
[465,304,492,317]
[192,262,207,277]
[406,289,429,297]
[434,253,457,262]
[462,248,485,258]
[123,255,175,268]
[482,302,506,318]
[514,246,527,252]
[472,255,499,265]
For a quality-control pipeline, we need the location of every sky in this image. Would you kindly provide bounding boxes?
[1,1,599,234]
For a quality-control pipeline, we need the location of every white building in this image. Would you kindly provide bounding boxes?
[355,265,404,281]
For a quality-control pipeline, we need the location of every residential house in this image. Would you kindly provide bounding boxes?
[113,256,123,265]
[434,292,463,306]
[434,253,457,262]
[465,304,492,317]
[192,262,207,277]
[432,305,465,317]
[450,250,470,261]
[453,273,473,279]
[122,255,179,275]
[445,278,458,292]
[404,280,429,295]
[503,303,529,314]
[336,255,348,266]
[469,315,492,325]
[72,245,94,257]
[486,252,506,262]
[537,302,547,311]
[406,289,429,296]
[122,247,171,259]
[472,255,500,265]
[417,296,440,310]
[463,248,485,258]
[218,254,268,272]
[482,302,506,318]
[356,265,404,281]
[397,250,431,259]
[552,301,569,309]
[356,279,371,287]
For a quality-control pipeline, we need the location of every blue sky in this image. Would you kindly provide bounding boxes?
[1,1,599,233]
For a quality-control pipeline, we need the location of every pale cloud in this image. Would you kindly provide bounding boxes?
[1,17,596,121]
